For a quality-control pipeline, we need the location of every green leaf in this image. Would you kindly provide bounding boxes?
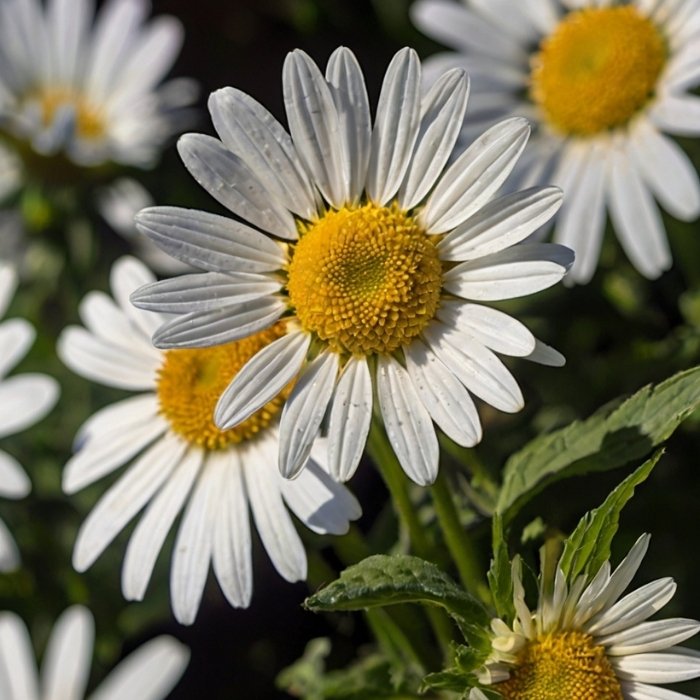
[419,645,486,696]
[487,514,514,621]
[497,366,700,519]
[559,450,662,582]
[305,554,489,643]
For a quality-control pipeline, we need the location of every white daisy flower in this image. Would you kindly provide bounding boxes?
[131,46,573,487]
[477,534,700,699]
[0,0,196,169]
[0,605,189,700]
[0,261,59,572]
[412,0,700,284]
[58,256,361,625]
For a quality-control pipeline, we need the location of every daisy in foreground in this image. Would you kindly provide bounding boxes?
[58,257,361,625]
[473,534,700,700]
[0,605,188,699]
[412,0,700,284]
[132,46,573,487]
[0,261,58,571]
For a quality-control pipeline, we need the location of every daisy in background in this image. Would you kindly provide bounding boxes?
[131,46,573,488]
[0,0,197,264]
[412,0,700,284]
[0,605,188,699]
[473,534,700,700]
[0,261,59,571]
[58,257,361,625]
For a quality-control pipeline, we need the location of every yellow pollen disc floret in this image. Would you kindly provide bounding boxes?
[287,203,442,355]
[496,631,623,700]
[32,88,106,140]
[530,6,666,136]
[157,325,289,450]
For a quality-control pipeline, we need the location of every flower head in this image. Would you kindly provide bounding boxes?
[477,535,700,699]
[0,261,58,571]
[58,257,361,624]
[412,0,700,283]
[0,605,188,699]
[133,47,572,486]
[0,0,196,171]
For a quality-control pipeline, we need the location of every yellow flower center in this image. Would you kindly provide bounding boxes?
[287,203,442,355]
[496,631,623,700]
[32,88,106,140]
[530,6,666,136]
[157,325,289,450]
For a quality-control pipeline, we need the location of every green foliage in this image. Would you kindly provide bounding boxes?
[487,514,514,622]
[420,644,486,697]
[305,554,489,646]
[558,450,662,583]
[497,366,700,519]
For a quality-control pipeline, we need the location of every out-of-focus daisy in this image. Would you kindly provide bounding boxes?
[475,534,700,699]
[0,261,59,571]
[58,257,361,625]
[412,0,700,284]
[0,0,195,170]
[132,46,572,487]
[0,605,189,699]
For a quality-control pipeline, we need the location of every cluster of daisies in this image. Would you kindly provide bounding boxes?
[1,0,700,697]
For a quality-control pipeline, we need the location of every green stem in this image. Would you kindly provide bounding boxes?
[366,421,455,657]
[430,470,491,605]
[366,422,431,557]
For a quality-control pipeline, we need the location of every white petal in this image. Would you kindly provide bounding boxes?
[524,339,566,367]
[89,636,189,700]
[0,374,59,439]
[422,322,524,413]
[630,119,700,221]
[208,87,316,219]
[420,117,531,233]
[59,327,157,391]
[41,606,93,700]
[279,351,339,479]
[280,457,361,534]
[366,48,422,205]
[152,296,286,349]
[442,242,573,301]
[326,47,371,202]
[211,450,252,608]
[0,319,34,379]
[170,452,226,625]
[650,93,700,136]
[244,438,307,582]
[376,354,439,485]
[551,141,607,285]
[283,49,349,207]
[437,186,563,262]
[134,206,288,272]
[436,300,536,356]
[404,339,482,447]
[72,434,187,572]
[0,264,17,318]
[399,68,470,210]
[327,356,373,482]
[0,517,19,573]
[122,449,202,602]
[622,679,700,699]
[612,651,700,684]
[0,450,30,498]
[132,271,282,313]
[178,134,297,239]
[608,140,672,279]
[601,618,700,656]
[0,612,39,700]
[215,331,310,430]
